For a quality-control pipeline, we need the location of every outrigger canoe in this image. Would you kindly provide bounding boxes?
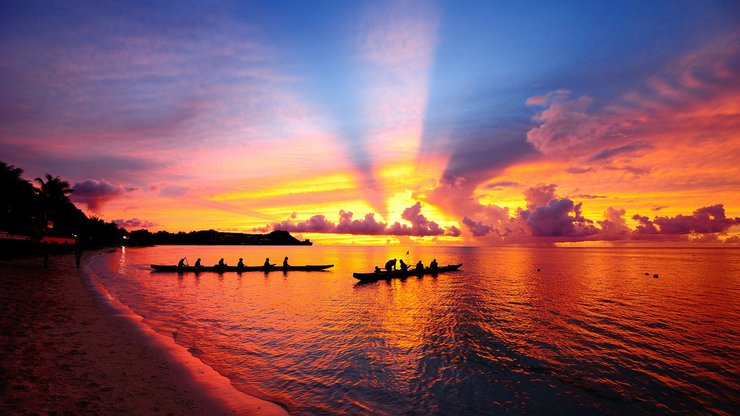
[353,263,462,281]
[151,264,333,273]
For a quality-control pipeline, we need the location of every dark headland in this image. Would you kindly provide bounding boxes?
[126,229,312,246]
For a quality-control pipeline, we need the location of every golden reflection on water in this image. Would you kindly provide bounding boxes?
[92,245,740,416]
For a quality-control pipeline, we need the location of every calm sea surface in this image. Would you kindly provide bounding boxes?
[86,245,739,415]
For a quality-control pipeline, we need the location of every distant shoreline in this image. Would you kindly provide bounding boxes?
[125,229,312,246]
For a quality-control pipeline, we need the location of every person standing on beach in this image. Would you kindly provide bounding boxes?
[75,241,83,268]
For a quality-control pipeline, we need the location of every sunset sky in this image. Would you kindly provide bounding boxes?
[2,0,739,245]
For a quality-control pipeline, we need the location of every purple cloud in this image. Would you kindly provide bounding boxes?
[265,202,459,237]
[485,181,519,189]
[572,194,606,200]
[159,185,190,197]
[632,215,660,235]
[113,218,158,229]
[445,225,461,237]
[604,165,651,177]
[517,198,598,237]
[587,142,652,162]
[566,167,593,174]
[335,211,387,235]
[271,214,337,234]
[462,216,493,237]
[633,204,739,237]
[72,179,124,212]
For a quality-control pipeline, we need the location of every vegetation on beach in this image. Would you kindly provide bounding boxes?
[1,161,125,254]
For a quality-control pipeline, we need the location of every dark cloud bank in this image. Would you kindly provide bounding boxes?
[458,184,740,244]
[260,185,738,244]
[258,202,460,238]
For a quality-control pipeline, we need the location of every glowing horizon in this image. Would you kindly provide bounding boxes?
[1,1,739,245]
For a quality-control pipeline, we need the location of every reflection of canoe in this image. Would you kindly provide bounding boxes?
[150,264,333,273]
[353,264,462,281]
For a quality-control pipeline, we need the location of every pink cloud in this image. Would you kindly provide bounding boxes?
[526,34,740,161]
[385,202,446,236]
[522,183,557,210]
[525,95,546,106]
[525,91,609,154]
[597,207,631,239]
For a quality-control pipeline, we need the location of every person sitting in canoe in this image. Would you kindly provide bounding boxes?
[264,258,274,268]
[237,258,245,269]
[283,256,290,268]
[374,266,381,273]
[399,259,408,272]
[429,259,438,271]
[194,258,202,268]
[416,260,424,271]
[178,258,186,268]
[217,258,226,267]
[385,258,396,272]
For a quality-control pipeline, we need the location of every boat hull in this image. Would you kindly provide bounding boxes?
[151,264,333,273]
[353,264,462,281]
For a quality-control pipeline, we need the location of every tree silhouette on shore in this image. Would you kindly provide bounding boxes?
[1,160,125,250]
[1,162,38,234]
[34,173,75,230]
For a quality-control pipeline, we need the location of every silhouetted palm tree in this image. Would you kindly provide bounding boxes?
[35,174,73,204]
[1,161,24,183]
[35,173,74,230]
[1,162,38,232]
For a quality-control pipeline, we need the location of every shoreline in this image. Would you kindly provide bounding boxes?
[0,252,288,415]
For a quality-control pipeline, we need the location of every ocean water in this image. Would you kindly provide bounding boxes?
[86,245,740,415]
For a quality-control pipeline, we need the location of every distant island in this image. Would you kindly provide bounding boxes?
[126,229,311,246]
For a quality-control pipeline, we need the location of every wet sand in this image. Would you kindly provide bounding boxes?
[0,253,287,415]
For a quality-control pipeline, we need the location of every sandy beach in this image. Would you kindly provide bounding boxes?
[0,253,287,415]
